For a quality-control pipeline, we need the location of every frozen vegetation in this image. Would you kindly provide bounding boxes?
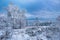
[0,3,60,40]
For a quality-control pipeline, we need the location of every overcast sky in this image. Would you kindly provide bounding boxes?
[0,0,60,21]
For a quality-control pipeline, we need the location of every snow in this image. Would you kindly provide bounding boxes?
[0,3,60,40]
[10,28,47,40]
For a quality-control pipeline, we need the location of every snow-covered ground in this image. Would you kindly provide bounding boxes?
[0,26,58,40]
[0,25,60,40]
[10,27,48,40]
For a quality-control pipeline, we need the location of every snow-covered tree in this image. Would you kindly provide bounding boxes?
[5,3,26,29]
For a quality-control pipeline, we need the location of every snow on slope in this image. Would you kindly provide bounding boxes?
[9,27,48,40]
[6,25,59,40]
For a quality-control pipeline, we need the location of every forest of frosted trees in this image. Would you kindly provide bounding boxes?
[0,3,60,40]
